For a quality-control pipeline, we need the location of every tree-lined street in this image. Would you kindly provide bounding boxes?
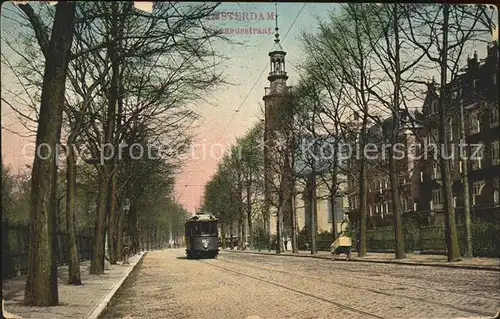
[103,250,499,319]
[1,2,499,318]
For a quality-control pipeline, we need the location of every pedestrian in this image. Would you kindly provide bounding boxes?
[284,237,288,251]
[305,242,310,251]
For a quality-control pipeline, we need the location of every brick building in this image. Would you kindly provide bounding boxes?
[346,41,499,227]
[345,116,422,228]
[418,41,499,224]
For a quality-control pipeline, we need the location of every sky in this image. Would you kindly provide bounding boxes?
[1,2,497,214]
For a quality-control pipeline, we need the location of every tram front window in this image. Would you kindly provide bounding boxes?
[191,222,217,236]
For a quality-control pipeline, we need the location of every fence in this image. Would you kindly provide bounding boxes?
[1,219,177,280]
[251,221,499,257]
[2,219,94,279]
[349,221,499,257]
[296,221,498,257]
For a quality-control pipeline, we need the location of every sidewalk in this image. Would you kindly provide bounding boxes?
[224,249,500,271]
[2,252,146,319]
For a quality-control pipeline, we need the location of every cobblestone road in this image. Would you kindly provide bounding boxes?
[103,249,499,319]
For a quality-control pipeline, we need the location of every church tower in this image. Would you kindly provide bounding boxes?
[262,4,295,252]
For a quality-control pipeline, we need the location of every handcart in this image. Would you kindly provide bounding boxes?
[330,235,352,261]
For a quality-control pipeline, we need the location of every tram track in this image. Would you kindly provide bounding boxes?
[203,256,497,318]
[236,255,500,301]
[197,258,386,319]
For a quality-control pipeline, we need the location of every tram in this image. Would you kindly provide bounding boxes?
[185,213,219,259]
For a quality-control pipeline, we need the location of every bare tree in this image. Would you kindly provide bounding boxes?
[17,1,76,306]
[402,4,496,261]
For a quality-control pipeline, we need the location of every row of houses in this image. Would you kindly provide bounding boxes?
[345,41,499,229]
[265,41,498,237]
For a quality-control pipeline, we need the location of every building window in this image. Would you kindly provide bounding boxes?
[450,156,455,172]
[472,180,485,205]
[432,188,443,205]
[492,140,499,166]
[400,196,408,212]
[469,112,480,135]
[448,118,453,141]
[432,161,441,179]
[491,107,499,128]
[471,142,484,170]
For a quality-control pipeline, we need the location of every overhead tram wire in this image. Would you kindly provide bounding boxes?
[214,3,307,142]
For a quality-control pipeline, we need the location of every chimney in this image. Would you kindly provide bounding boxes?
[467,51,479,72]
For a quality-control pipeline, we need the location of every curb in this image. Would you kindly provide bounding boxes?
[224,250,500,272]
[88,251,148,319]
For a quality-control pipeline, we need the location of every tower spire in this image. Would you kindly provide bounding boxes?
[274,2,280,45]
[272,2,282,51]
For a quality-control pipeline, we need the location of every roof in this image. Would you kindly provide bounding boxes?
[187,213,218,222]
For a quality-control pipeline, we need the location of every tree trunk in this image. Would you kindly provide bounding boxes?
[229,219,234,249]
[291,182,298,253]
[439,4,461,262]
[128,204,138,254]
[358,153,368,257]
[309,173,317,254]
[390,5,406,260]
[459,97,472,256]
[220,223,226,249]
[330,154,339,239]
[330,193,337,238]
[263,122,272,251]
[116,208,124,261]
[24,2,76,306]
[276,204,283,254]
[65,142,82,284]
[246,177,253,250]
[389,150,406,259]
[90,171,108,275]
[237,170,244,250]
[107,174,117,264]
[146,227,150,251]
